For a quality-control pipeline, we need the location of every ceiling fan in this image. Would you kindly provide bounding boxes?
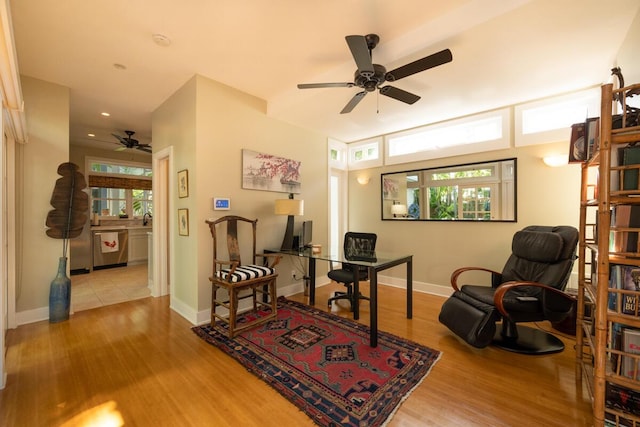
[111,130,152,153]
[297,34,452,114]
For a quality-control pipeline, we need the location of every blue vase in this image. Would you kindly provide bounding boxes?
[49,257,71,323]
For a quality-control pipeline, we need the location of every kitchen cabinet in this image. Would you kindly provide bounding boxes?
[128,227,149,264]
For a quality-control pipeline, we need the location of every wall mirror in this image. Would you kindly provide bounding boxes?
[381,158,517,222]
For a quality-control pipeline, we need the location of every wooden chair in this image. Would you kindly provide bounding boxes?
[206,216,281,338]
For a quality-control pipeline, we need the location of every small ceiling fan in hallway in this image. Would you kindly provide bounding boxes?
[297,33,453,114]
[111,130,152,153]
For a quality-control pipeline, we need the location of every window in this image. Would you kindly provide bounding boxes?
[514,87,600,146]
[329,138,347,171]
[381,159,516,221]
[89,161,152,177]
[347,137,383,170]
[385,109,510,165]
[425,167,497,220]
[86,157,152,218]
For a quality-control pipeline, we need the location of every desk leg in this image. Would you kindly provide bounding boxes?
[353,267,360,321]
[309,257,316,305]
[407,257,413,319]
[370,267,378,347]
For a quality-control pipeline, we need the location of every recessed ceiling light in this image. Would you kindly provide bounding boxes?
[101,112,110,117]
[152,33,171,47]
[113,63,127,70]
[87,133,95,137]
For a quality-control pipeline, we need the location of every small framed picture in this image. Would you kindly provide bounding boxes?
[178,169,189,198]
[178,208,189,236]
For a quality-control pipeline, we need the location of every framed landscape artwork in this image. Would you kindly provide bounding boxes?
[242,149,301,194]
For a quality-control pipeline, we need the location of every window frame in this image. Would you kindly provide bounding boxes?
[86,157,153,219]
[384,108,510,165]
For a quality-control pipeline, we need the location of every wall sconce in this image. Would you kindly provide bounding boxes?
[542,154,569,167]
[274,194,304,250]
[391,203,407,218]
[357,175,370,185]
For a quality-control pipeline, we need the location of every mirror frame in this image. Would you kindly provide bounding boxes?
[380,158,517,222]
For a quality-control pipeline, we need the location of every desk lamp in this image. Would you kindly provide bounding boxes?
[275,194,304,250]
[391,203,407,218]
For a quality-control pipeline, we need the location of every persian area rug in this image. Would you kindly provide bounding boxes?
[192,297,441,427]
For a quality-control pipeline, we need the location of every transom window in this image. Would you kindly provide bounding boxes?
[86,158,152,218]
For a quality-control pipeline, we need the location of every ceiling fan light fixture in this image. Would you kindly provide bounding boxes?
[298,34,452,114]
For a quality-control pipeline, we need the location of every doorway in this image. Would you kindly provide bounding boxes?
[152,146,173,299]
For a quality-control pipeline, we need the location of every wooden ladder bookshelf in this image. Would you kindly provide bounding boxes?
[576,82,640,427]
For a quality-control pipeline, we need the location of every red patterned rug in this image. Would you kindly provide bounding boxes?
[192,297,441,427]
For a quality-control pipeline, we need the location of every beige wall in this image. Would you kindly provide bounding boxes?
[348,141,581,292]
[16,76,70,316]
[153,75,328,318]
[152,76,198,309]
[617,10,640,84]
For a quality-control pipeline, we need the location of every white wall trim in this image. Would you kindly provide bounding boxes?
[151,146,173,298]
[170,295,198,325]
[377,274,452,297]
[15,305,48,326]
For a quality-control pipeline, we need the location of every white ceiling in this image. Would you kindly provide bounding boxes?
[8,0,640,154]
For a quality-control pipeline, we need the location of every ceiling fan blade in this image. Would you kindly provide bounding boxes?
[297,82,354,89]
[111,133,128,145]
[379,86,421,104]
[340,91,367,114]
[114,146,127,152]
[345,35,374,78]
[385,48,453,82]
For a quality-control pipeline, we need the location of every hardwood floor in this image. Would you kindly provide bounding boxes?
[0,282,593,426]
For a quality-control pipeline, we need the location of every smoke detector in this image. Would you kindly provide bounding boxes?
[152,33,172,47]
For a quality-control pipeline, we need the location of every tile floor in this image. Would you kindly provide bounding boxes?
[71,264,150,312]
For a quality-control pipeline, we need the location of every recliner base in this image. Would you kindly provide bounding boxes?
[493,324,565,355]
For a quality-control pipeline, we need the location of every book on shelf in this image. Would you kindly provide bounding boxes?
[622,328,640,380]
[605,413,634,427]
[610,265,621,312]
[606,382,640,416]
[586,117,600,161]
[620,265,640,316]
[610,205,640,253]
[612,322,624,374]
[621,145,640,191]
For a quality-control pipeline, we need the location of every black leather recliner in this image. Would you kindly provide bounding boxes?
[438,225,579,354]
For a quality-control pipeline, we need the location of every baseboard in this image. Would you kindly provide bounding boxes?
[170,296,199,325]
[377,274,452,298]
[15,306,49,326]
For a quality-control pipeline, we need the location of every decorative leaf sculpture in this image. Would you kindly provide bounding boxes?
[45,162,89,257]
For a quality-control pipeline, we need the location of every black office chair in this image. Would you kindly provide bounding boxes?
[438,225,579,354]
[327,232,377,311]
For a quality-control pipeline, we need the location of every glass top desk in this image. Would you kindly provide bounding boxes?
[276,248,413,347]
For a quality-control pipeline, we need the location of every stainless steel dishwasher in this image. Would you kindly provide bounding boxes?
[92,228,128,269]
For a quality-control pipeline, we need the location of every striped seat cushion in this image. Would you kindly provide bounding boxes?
[216,264,275,283]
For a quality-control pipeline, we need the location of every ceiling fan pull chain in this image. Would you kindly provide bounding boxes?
[377,91,379,114]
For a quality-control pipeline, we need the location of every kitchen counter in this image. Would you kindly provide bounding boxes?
[91,225,152,231]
